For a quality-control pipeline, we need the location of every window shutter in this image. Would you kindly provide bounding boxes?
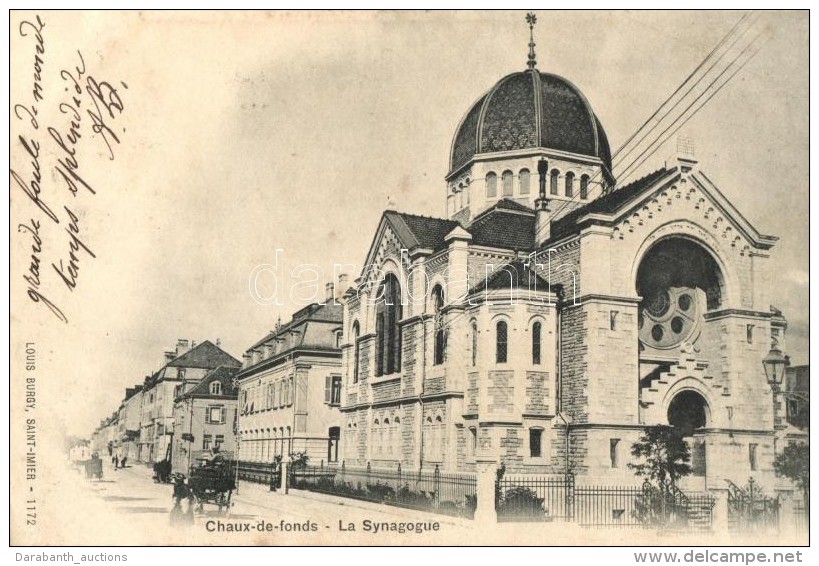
[221,407,226,424]
[324,375,332,403]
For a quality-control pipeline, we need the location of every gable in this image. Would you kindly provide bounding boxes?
[551,166,777,252]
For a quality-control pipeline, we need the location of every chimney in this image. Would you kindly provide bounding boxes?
[535,157,551,246]
[164,350,176,364]
[325,282,335,302]
[176,339,190,356]
[336,273,349,300]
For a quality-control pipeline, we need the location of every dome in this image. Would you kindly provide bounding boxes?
[448,70,613,181]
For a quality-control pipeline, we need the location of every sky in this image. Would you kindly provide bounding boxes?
[8,10,809,439]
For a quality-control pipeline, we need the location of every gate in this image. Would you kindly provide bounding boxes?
[726,478,780,533]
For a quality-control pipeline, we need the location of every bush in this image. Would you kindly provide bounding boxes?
[396,483,432,507]
[367,481,396,501]
[497,486,548,520]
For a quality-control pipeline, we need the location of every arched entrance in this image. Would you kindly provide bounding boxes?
[636,237,725,356]
[667,390,709,477]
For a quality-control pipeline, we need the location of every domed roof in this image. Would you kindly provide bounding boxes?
[449,70,613,179]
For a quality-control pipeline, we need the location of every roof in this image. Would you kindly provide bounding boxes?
[468,199,536,251]
[177,365,240,400]
[377,200,537,256]
[468,260,557,295]
[239,302,343,376]
[383,211,460,253]
[449,70,613,180]
[167,340,241,370]
[144,340,241,389]
[247,302,343,352]
[550,167,673,240]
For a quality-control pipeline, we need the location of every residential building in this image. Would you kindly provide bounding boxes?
[115,385,143,463]
[171,365,241,473]
[138,339,240,463]
[236,294,343,466]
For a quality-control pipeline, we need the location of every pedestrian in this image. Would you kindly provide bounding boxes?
[114,455,119,470]
[121,456,128,468]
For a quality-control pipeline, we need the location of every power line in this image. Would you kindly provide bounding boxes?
[548,12,764,220]
[617,29,766,185]
[612,11,759,171]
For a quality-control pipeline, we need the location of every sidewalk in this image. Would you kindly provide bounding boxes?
[234,480,475,530]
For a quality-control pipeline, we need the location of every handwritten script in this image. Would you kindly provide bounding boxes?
[11,14,128,323]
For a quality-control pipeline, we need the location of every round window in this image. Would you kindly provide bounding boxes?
[646,291,671,317]
[651,325,664,342]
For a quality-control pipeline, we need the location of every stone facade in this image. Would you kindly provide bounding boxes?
[235,302,344,466]
[336,64,788,498]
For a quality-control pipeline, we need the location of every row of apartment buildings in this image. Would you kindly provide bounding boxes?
[89,284,348,473]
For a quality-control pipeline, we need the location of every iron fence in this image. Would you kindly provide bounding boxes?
[575,484,644,528]
[726,478,780,533]
[236,460,279,488]
[290,461,477,519]
[495,474,572,522]
[495,474,715,529]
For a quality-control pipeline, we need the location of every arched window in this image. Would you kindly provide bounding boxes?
[352,321,360,383]
[532,321,542,365]
[375,274,402,377]
[486,172,497,198]
[550,170,559,195]
[502,170,513,196]
[471,321,478,366]
[432,285,446,365]
[565,172,575,197]
[496,321,508,363]
[210,381,222,395]
[529,427,543,458]
[580,174,590,199]
[519,168,530,195]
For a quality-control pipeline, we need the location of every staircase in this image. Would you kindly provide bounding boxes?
[639,347,726,424]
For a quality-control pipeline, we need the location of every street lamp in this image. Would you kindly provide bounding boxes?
[762,345,789,456]
[762,345,788,393]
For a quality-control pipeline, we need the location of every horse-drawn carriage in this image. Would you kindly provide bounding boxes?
[82,455,103,480]
[176,455,236,514]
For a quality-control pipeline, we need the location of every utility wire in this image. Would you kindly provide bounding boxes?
[617,29,766,185]
[612,11,756,168]
[548,12,763,220]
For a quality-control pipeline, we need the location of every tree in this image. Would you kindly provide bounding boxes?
[774,442,809,518]
[628,425,692,486]
[628,425,693,527]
